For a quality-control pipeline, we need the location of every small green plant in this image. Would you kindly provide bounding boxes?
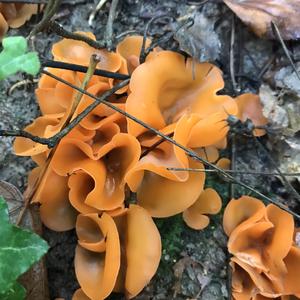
[0,196,49,300]
[0,36,40,80]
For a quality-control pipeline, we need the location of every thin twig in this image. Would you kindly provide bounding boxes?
[257,54,276,80]
[141,17,194,63]
[43,59,129,80]
[67,54,101,123]
[88,0,109,27]
[30,71,300,219]
[0,129,51,145]
[29,0,61,38]
[48,21,105,49]
[8,79,39,95]
[141,133,174,158]
[253,137,300,202]
[115,30,142,41]
[139,14,173,64]
[104,0,119,50]
[230,15,238,93]
[166,168,300,177]
[271,21,300,82]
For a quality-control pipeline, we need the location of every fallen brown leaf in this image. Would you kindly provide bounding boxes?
[0,180,50,300]
[223,0,300,40]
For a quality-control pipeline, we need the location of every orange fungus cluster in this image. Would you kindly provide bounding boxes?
[13,33,272,299]
[224,196,300,299]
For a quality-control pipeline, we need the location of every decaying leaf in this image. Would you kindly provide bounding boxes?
[0,181,50,300]
[223,0,300,40]
[174,14,221,61]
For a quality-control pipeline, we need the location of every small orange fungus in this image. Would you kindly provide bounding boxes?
[183,188,222,230]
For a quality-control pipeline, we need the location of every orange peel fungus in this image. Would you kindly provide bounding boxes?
[11,32,273,299]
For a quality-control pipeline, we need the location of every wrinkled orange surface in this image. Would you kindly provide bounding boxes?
[224,196,300,299]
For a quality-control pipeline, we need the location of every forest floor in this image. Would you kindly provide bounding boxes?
[0,0,299,299]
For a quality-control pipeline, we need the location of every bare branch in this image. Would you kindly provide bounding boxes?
[104,0,119,50]
[167,167,300,177]
[29,0,61,38]
[48,21,106,49]
[271,21,300,82]
[42,60,129,80]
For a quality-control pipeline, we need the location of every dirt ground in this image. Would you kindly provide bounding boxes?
[0,0,299,299]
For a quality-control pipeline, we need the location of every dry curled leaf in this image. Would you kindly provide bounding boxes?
[223,0,300,40]
[0,180,50,300]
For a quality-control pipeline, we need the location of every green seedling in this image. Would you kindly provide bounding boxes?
[0,36,40,80]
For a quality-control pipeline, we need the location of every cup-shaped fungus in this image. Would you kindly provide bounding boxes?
[125,114,205,217]
[0,3,38,38]
[126,50,237,138]
[116,35,152,74]
[236,93,268,137]
[29,165,78,231]
[183,188,222,230]
[74,205,161,299]
[52,32,121,69]
[51,130,140,214]
[224,196,300,299]
[75,213,121,300]
[116,205,162,298]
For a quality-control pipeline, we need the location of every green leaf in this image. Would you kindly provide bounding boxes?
[0,196,49,297]
[0,36,40,80]
[0,282,26,300]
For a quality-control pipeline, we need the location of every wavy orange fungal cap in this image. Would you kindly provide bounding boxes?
[52,32,122,71]
[183,188,222,230]
[126,50,237,137]
[51,132,140,212]
[126,115,205,217]
[75,213,121,300]
[124,205,161,299]
[29,166,78,231]
[231,258,281,299]
[0,3,38,29]
[228,204,294,277]
[13,114,61,156]
[36,69,79,115]
[76,213,107,253]
[188,111,230,148]
[223,196,265,236]
[116,35,151,74]
[236,93,268,137]
[280,246,300,295]
[263,204,294,279]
